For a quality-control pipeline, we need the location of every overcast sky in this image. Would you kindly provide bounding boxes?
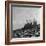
[12,6,40,30]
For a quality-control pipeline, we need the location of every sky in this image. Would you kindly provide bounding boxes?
[12,6,40,30]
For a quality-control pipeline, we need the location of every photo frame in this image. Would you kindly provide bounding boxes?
[5,1,45,45]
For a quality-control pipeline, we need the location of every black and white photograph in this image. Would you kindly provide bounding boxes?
[12,5,40,38]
